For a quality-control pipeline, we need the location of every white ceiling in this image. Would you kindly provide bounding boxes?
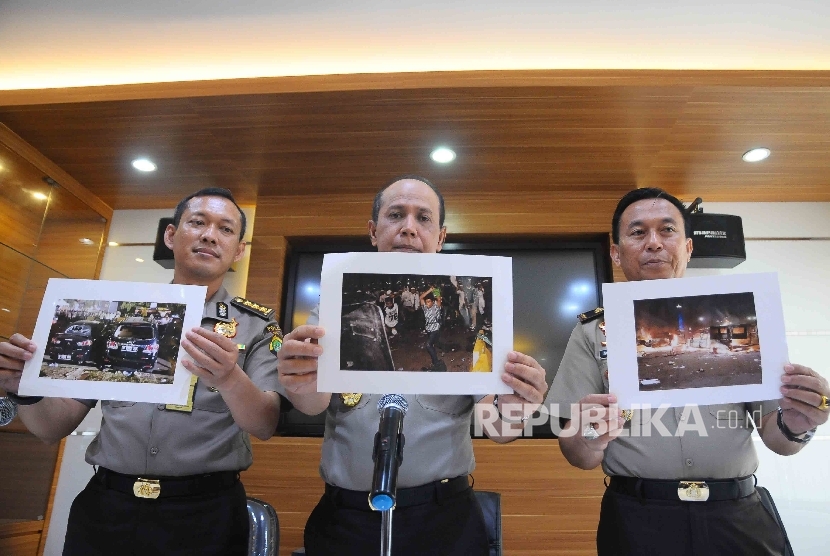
[2,0,829,90]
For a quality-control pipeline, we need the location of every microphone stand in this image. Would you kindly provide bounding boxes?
[370,395,408,556]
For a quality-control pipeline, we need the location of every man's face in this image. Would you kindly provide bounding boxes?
[610,198,693,281]
[368,179,447,253]
[425,298,434,308]
[164,196,246,283]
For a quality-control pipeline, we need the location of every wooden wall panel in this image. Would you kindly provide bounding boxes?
[0,521,43,556]
[0,434,60,521]
[243,437,605,556]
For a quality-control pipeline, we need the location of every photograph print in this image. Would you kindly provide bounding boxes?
[41,298,188,385]
[340,273,493,373]
[634,291,761,392]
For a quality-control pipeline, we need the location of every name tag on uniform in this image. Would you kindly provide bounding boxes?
[165,375,198,413]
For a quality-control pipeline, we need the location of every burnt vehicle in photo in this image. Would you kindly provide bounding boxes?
[104,317,160,372]
[45,320,109,368]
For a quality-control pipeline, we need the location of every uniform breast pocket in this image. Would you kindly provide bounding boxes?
[193,387,230,413]
[416,395,473,417]
[104,401,136,409]
[708,403,748,428]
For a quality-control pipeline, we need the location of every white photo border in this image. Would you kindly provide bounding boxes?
[604,272,786,409]
[317,252,513,395]
[19,278,206,404]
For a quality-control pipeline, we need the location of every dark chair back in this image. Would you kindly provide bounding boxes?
[474,490,502,556]
[247,497,279,556]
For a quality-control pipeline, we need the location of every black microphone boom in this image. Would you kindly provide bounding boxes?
[369,394,408,511]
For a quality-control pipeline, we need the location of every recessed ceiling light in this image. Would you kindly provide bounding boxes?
[32,191,48,201]
[742,148,771,162]
[109,241,119,247]
[132,158,157,172]
[135,258,145,263]
[430,147,456,164]
[1,308,10,313]
[79,238,95,245]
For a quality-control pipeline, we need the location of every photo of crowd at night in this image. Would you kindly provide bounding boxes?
[340,273,493,372]
[39,299,187,384]
[634,292,761,391]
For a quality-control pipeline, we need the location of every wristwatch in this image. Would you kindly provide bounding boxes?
[493,394,531,424]
[777,406,816,444]
[0,397,19,426]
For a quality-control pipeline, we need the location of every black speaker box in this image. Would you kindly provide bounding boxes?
[688,213,746,268]
[152,217,175,269]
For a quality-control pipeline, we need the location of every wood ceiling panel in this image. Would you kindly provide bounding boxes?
[0,72,828,209]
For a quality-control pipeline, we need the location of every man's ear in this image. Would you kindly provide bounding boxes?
[609,243,621,267]
[686,237,693,262]
[163,224,177,250]
[368,220,378,247]
[436,226,447,253]
[233,241,247,263]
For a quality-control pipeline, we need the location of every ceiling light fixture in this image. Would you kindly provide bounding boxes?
[135,258,145,263]
[1,308,10,313]
[32,191,48,201]
[109,241,119,247]
[132,158,157,172]
[79,238,95,245]
[742,148,771,162]
[430,147,456,164]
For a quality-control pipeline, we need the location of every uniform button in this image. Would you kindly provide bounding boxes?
[157,404,165,411]
[685,458,693,467]
[150,447,159,455]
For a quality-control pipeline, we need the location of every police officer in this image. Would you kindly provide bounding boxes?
[546,187,830,555]
[0,187,284,556]
[277,175,549,556]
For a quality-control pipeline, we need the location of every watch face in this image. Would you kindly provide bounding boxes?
[0,397,18,426]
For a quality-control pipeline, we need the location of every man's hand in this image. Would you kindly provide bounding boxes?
[779,363,829,434]
[497,351,548,420]
[277,325,325,395]
[181,327,244,391]
[557,393,626,470]
[0,334,36,394]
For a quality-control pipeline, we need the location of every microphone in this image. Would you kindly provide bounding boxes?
[369,394,408,511]
[0,397,18,427]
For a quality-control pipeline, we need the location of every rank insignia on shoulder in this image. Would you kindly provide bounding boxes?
[217,302,229,319]
[578,307,604,324]
[231,297,275,320]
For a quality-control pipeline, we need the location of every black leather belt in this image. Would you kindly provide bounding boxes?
[95,467,239,499]
[325,475,470,510]
[608,475,756,502]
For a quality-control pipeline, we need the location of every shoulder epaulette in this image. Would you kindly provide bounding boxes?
[231,296,275,320]
[578,307,604,324]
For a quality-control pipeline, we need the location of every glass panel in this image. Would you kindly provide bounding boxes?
[0,143,51,257]
[0,244,34,339]
[34,184,107,279]
[16,259,66,339]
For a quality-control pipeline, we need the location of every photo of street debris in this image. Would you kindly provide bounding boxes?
[634,292,761,391]
[340,273,493,372]
[39,299,188,385]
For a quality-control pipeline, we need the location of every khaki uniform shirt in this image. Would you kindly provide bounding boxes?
[308,307,478,490]
[546,317,778,480]
[84,287,282,476]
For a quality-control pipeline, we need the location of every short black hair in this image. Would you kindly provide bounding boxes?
[611,187,691,244]
[172,187,246,240]
[372,174,446,227]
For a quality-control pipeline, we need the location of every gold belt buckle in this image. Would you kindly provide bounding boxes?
[133,478,161,499]
[678,481,709,502]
